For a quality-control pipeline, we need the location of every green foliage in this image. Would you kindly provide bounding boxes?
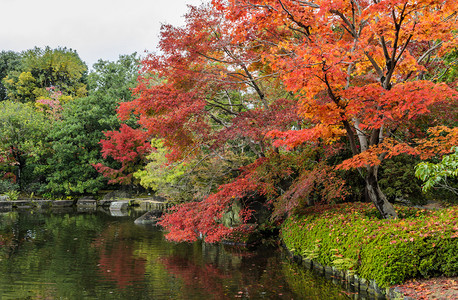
[43,95,119,195]
[87,53,139,100]
[0,101,50,189]
[282,203,458,288]
[134,139,187,197]
[0,179,19,194]
[0,50,21,101]
[330,248,357,274]
[0,101,48,153]
[41,54,140,196]
[4,190,20,201]
[301,244,320,260]
[379,155,426,205]
[415,147,458,196]
[135,140,252,203]
[2,47,87,102]
[439,49,458,84]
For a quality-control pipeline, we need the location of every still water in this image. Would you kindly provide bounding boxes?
[0,210,351,299]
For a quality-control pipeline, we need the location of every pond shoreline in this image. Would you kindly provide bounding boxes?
[281,203,458,300]
[284,245,405,299]
[0,198,169,212]
[3,200,456,299]
[283,240,458,300]
[0,209,353,299]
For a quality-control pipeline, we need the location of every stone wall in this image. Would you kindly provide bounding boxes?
[284,246,412,300]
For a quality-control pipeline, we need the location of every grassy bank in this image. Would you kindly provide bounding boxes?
[281,202,458,288]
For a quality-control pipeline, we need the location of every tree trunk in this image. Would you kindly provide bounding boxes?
[17,159,24,190]
[366,167,398,219]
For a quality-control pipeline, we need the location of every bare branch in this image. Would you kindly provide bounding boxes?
[291,0,320,9]
[196,51,234,64]
[418,41,443,63]
[244,1,278,11]
[395,33,413,64]
[380,36,390,62]
[432,59,458,82]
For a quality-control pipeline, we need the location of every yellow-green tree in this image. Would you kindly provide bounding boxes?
[2,47,87,102]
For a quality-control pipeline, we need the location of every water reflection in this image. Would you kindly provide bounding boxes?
[0,211,351,299]
[92,222,147,289]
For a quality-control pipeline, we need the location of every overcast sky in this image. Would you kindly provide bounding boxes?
[0,0,204,68]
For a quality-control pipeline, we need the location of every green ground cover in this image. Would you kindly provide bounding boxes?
[281,202,458,288]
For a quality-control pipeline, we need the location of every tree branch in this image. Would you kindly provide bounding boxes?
[222,46,268,108]
[291,0,320,9]
[330,9,357,37]
[278,0,312,37]
[365,52,384,79]
[418,41,443,63]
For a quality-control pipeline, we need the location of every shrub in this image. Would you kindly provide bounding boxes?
[281,203,458,288]
[0,179,19,194]
[4,190,20,200]
[379,155,426,205]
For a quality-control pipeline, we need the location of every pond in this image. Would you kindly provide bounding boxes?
[0,210,352,299]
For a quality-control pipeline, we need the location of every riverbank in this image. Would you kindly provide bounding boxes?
[281,202,458,298]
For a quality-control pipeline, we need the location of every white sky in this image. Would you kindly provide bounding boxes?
[0,0,204,68]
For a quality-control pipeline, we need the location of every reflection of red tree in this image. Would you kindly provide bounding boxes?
[92,225,146,289]
[160,256,231,299]
[160,251,295,299]
[0,234,10,248]
[0,232,17,258]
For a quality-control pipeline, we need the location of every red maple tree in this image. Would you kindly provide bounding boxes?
[109,0,457,242]
[117,3,300,240]
[218,0,457,218]
[93,124,151,185]
[117,3,298,161]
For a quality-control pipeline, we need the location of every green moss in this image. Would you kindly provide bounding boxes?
[281,203,458,288]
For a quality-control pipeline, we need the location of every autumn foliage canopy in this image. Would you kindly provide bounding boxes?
[97,0,457,242]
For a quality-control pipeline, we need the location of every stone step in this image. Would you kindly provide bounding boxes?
[34,200,53,208]
[11,200,33,208]
[109,209,129,217]
[134,211,163,225]
[98,200,114,207]
[109,201,129,211]
[77,206,97,212]
[139,201,171,211]
[52,200,75,207]
[77,199,97,208]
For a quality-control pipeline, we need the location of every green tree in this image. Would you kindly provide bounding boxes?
[88,53,139,100]
[0,50,21,101]
[42,54,139,196]
[415,147,458,196]
[0,101,50,189]
[133,139,188,200]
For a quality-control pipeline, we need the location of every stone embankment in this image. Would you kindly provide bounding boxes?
[0,198,108,212]
[0,196,171,214]
[285,249,418,299]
